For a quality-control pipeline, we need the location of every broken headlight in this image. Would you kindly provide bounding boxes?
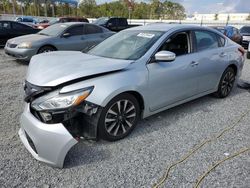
[31,87,94,111]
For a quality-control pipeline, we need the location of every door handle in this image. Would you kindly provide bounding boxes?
[219,52,227,57]
[190,61,199,66]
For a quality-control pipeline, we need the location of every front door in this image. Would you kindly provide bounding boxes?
[147,31,199,111]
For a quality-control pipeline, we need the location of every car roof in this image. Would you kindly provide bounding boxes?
[128,23,205,32]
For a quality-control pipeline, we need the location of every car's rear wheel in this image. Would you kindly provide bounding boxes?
[247,52,250,59]
[214,67,236,98]
[98,93,140,141]
[37,46,56,54]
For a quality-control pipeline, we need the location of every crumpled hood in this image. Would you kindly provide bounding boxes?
[8,34,50,44]
[26,51,132,87]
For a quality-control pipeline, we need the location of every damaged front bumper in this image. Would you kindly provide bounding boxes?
[19,104,78,168]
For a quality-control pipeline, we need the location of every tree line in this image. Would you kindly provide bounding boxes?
[0,0,186,20]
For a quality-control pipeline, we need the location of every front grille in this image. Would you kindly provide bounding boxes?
[242,41,249,49]
[24,131,37,154]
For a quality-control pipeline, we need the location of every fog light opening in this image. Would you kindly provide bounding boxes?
[40,112,52,122]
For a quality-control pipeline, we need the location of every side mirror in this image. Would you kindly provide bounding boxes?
[62,33,71,38]
[155,51,176,62]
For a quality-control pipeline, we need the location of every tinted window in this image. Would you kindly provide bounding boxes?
[66,25,84,36]
[195,31,219,51]
[85,25,103,34]
[16,18,22,22]
[218,36,226,47]
[0,22,11,29]
[158,32,190,56]
[118,18,127,26]
[23,18,33,22]
[108,18,116,26]
[240,26,250,33]
[12,23,29,30]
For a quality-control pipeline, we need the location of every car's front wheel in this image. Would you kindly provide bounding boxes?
[98,93,140,141]
[37,46,56,54]
[214,67,236,98]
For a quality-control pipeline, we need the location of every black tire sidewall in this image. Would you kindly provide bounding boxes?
[216,67,236,98]
[98,93,140,141]
[38,46,55,54]
[247,52,250,59]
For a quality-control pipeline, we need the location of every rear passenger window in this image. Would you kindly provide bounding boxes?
[84,25,103,34]
[195,31,219,51]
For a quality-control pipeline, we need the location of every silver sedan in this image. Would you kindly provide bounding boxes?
[19,24,245,167]
[4,22,114,61]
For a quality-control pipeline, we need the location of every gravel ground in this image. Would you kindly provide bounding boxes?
[0,49,249,188]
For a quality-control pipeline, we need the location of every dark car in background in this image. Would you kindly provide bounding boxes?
[93,17,140,32]
[0,20,40,46]
[240,26,250,49]
[210,26,242,45]
[36,17,89,30]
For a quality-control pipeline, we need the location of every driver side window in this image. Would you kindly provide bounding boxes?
[158,32,190,56]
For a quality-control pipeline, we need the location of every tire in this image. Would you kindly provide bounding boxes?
[214,67,236,98]
[247,52,250,59]
[37,46,55,54]
[98,93,140,141]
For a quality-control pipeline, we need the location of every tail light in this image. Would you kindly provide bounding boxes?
[238,47,245,56]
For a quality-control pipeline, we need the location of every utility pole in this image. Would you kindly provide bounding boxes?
[12,0,16,17]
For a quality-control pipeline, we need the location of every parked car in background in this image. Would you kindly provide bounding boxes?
[38,19,49,24]
[15,16,38,27]
[5,22,113,61]
[210,26,242,45]
[0,20,40,46]
[19,24,245,167]
[240,26,250,49]
[93,17,140,32]
[36,17,89,30]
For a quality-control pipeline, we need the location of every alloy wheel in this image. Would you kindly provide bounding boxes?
[104,99,136,137]
[221,71,235,97]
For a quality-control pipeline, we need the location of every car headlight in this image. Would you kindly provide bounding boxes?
[31,87,94,111]
[17,42,32,49]
[37,26,45,29]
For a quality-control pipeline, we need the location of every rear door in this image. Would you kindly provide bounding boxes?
[193,30,227,93]
[56,24,85,51]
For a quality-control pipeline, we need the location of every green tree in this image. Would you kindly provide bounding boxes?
[79,0,97,17]
[162,1,185,20]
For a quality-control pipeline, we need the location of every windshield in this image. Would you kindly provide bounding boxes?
[88,30,163,60]
[240,26,250,33]
[49,18,59,25]
[38,24,67,37]
[93,17,109,25]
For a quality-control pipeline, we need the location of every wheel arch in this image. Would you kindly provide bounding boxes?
[37,44,57,54]
[228,63,238,75]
